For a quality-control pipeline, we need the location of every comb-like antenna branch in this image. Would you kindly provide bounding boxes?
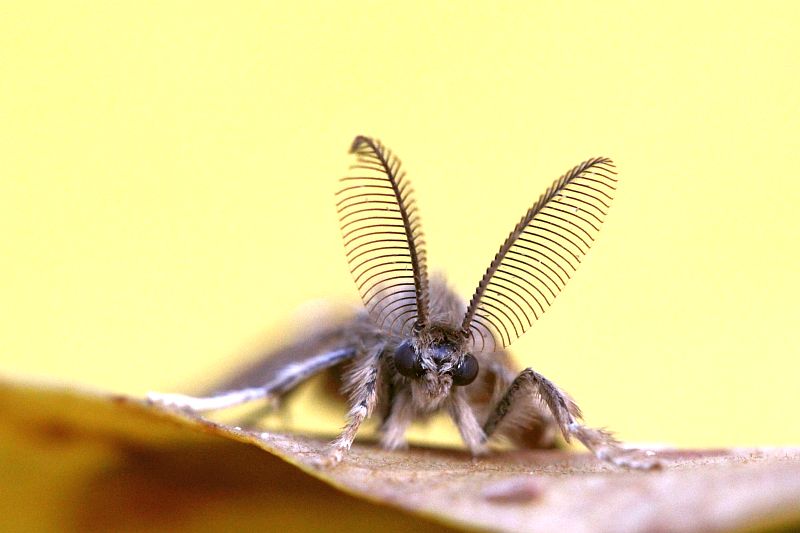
[462,158,618,351]
[336,136,429,335]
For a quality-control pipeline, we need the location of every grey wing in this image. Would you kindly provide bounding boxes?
[204,308,389,401]
[148,318,363,413]
[146,308,384,414]
[207,322,357,395]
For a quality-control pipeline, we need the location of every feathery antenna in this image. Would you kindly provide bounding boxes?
[336,136,429,335]
[461,158,618,352]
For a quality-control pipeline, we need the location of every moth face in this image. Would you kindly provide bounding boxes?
[393,326,479,401]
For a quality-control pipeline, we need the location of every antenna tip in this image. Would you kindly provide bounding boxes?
[350,135,370,153]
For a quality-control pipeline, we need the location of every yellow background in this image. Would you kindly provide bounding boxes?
[2,1,798,448]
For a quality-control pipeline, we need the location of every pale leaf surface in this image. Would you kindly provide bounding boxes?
[1,377,799,533]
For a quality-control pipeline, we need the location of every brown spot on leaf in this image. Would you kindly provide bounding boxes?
[482,477,544,504]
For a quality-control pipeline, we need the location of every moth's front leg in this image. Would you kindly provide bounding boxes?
[484,368,660,470]
[379,391,414,451]
[316,345,386,467]
[448,389,488,455]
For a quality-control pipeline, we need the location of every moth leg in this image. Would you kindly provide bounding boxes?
[483,368,660,470]
[147,347,356,412]
[317,346,385,467]
[379,391,414,451]
[448,389,488,455]
[471,358,557,449]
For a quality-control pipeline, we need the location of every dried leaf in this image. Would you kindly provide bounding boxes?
[1,377,799,533]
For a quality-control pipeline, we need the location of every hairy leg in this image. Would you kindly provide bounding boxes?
[318,345,386,466]
[147,347,356,411]
[471,358,557,449]
[448,389,488,455]
[379,391,415,451]
[483,368,660,469]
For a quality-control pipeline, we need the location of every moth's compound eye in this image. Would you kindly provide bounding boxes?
[394,341,423,378]
[452,353,479,386]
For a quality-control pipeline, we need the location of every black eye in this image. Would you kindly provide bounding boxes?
[394,341,423,378]
[452,354,479,386]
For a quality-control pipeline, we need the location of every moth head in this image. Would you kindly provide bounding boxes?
[393,324,479,389]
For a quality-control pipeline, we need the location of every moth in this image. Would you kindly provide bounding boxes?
[149,136,659,469]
